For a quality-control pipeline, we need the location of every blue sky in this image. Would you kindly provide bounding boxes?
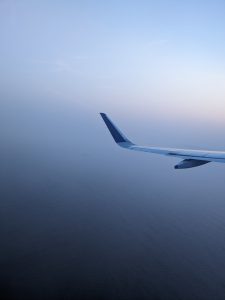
[1,0,225,124]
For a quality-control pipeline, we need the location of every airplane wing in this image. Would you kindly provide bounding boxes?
[100,113,225,169]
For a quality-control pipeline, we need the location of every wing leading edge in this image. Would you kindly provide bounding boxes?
[100,113,225,169]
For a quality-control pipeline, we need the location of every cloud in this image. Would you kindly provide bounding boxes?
[31,59,69,72]
[30,58,87,73]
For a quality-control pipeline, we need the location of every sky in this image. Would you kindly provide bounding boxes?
[1,0,225,124]
[1,1,225,299]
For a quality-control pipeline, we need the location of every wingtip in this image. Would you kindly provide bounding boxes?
[99,112,132,144]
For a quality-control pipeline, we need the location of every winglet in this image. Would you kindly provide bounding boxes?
[100,113,133,145]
